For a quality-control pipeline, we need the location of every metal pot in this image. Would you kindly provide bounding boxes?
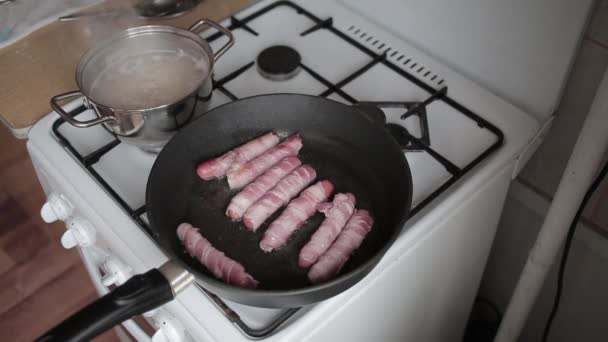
[50,19,233,152]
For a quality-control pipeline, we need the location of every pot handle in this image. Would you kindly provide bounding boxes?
[50,91,119,128]
[188,19,235,61]
[36,262,193,342]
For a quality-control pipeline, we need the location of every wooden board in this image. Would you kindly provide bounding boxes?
[0,0,252,132]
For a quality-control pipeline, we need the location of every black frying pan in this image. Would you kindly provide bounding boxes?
[38,94,412,341]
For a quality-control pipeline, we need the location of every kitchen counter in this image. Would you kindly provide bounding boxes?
[0,0,252,138]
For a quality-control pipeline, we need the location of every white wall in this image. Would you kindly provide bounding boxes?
[478,1,608,341]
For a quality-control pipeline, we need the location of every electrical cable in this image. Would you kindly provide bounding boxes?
[541,160,608,342]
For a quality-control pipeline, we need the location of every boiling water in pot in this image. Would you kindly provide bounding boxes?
[89,49,209,110]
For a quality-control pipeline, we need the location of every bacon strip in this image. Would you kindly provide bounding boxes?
[298,193,356,268]
[177,223,259,288]
[307,210,374,284]
[242,165,316,231]
[227,134,303,189]
[196,132,279,180]
[226,157,302,220]
[260,180,334,252]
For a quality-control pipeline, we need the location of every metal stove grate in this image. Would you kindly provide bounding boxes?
[204,0,504,217]
[51,1,503,339]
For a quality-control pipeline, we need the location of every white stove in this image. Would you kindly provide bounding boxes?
[26,0,546,341]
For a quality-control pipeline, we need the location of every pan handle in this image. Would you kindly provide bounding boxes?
[188,19,235,61]
[50,91,119,128]
[36,262,194,342]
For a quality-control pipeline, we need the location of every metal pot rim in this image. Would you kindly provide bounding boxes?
[75,24,215,113]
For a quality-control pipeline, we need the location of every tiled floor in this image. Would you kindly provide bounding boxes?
[0,126,118,341]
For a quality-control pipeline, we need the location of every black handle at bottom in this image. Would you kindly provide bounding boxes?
[36,268,175,342]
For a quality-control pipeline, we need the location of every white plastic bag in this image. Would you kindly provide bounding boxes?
[0,0,100,48]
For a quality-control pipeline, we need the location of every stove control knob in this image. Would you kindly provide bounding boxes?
[40,193,74,223]
[101,258,132,287]
[149,310,187,342]
[61,217,96,249]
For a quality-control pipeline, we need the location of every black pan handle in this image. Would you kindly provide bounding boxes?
[36,263,193,342]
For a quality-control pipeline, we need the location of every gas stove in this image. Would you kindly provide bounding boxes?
[27,0,539,341]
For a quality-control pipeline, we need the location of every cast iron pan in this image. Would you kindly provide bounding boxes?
[38,94,412,341]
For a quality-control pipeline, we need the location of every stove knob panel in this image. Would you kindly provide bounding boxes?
[40,193,74,223]
[101,273,119,288]
[61,217,96,249]
[149,310,188,342]
[101,257,133,287]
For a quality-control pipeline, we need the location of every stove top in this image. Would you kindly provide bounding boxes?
[49,0,502,338]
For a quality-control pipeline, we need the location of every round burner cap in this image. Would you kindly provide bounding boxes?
[257,45,302,81]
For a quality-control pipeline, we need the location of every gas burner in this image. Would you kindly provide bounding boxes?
[385,123,412,149]
[257,45,302,81]
[353,102,428,151]
[355,100,433,152]
[353,103,387,125]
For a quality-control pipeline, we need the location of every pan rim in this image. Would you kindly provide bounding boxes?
[146,93,413,300]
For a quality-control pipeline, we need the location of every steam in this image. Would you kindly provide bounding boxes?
[71,0,144,45]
